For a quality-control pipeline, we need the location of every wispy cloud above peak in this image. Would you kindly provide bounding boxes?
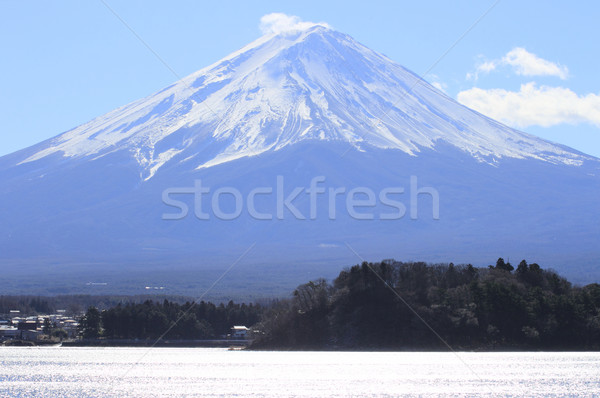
[259,13,330,35]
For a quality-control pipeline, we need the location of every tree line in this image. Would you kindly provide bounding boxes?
[0,294,204,317]
[251,259,600,350]
[79,299,261,340]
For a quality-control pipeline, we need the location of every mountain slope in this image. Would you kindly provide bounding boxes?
[0,25,598,296]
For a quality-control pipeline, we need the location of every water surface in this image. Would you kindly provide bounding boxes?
[1,348,599,397]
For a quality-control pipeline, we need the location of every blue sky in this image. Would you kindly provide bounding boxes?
[1,1,599,157]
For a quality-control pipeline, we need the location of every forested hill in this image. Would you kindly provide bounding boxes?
[252,259,600,350]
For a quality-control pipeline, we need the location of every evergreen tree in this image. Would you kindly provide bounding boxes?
[79,307,102,339]
[495,257,514,272]
[516,260,529,274]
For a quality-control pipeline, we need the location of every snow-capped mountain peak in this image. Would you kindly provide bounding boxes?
[19,25,590,178]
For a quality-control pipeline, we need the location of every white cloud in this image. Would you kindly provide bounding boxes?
[478,60,497,73]
[259,13,330,35]
[468,48,568,81]
[457,82,600,128]
[503,48,568,80]
[467,60,499,81]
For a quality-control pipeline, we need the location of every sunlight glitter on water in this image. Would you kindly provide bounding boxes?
[1,348,599,397]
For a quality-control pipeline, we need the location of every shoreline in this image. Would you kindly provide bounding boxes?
[61,339,250,348]
[3,339,598,352]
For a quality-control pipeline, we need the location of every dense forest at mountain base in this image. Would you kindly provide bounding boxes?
[251,259,600,350]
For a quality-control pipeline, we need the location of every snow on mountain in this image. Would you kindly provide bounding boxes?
[18,25,591,180]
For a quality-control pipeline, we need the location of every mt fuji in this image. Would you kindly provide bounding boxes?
[1,24,598,296]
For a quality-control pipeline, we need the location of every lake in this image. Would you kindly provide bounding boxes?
[1,348,599,397]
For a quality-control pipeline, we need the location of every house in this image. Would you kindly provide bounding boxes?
[61,319,80,338]
[14,320,40,341]
[17,321,38,331]
[230,326,249,339]
[0,326,19,340]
